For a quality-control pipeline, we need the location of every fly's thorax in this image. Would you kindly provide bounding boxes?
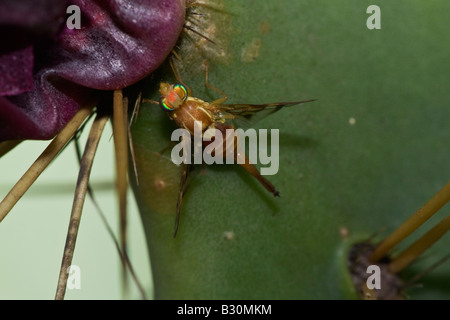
[172,97,216,135]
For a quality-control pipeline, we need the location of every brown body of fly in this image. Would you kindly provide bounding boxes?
[146,60,315,236]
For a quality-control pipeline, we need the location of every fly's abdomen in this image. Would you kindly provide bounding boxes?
[202,123,279,196]
[203,123,238,160]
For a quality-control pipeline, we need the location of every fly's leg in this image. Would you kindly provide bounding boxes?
[129,91,142,124]
[169,56,192,96]
[186,0,209,8]
[128,92,143,185]
[156,141,177,157]
[186,0,228,13]
[174,161,191,237]
[169,55,183,85]
[203,60,227,105]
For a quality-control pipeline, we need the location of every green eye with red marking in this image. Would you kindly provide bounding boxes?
[160,96,174,111]
[174,84,187,101]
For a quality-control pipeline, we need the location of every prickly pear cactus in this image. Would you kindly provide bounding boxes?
[130,0,450,299]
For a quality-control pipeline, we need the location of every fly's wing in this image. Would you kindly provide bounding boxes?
[215,99,316,128]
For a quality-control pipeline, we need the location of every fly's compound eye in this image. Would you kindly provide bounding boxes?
[160,96,174,111]
[173,84,187,102]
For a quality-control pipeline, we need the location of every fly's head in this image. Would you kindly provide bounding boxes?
[159,82,188,112]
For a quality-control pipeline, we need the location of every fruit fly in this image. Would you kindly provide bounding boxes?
[147,60,315,237]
